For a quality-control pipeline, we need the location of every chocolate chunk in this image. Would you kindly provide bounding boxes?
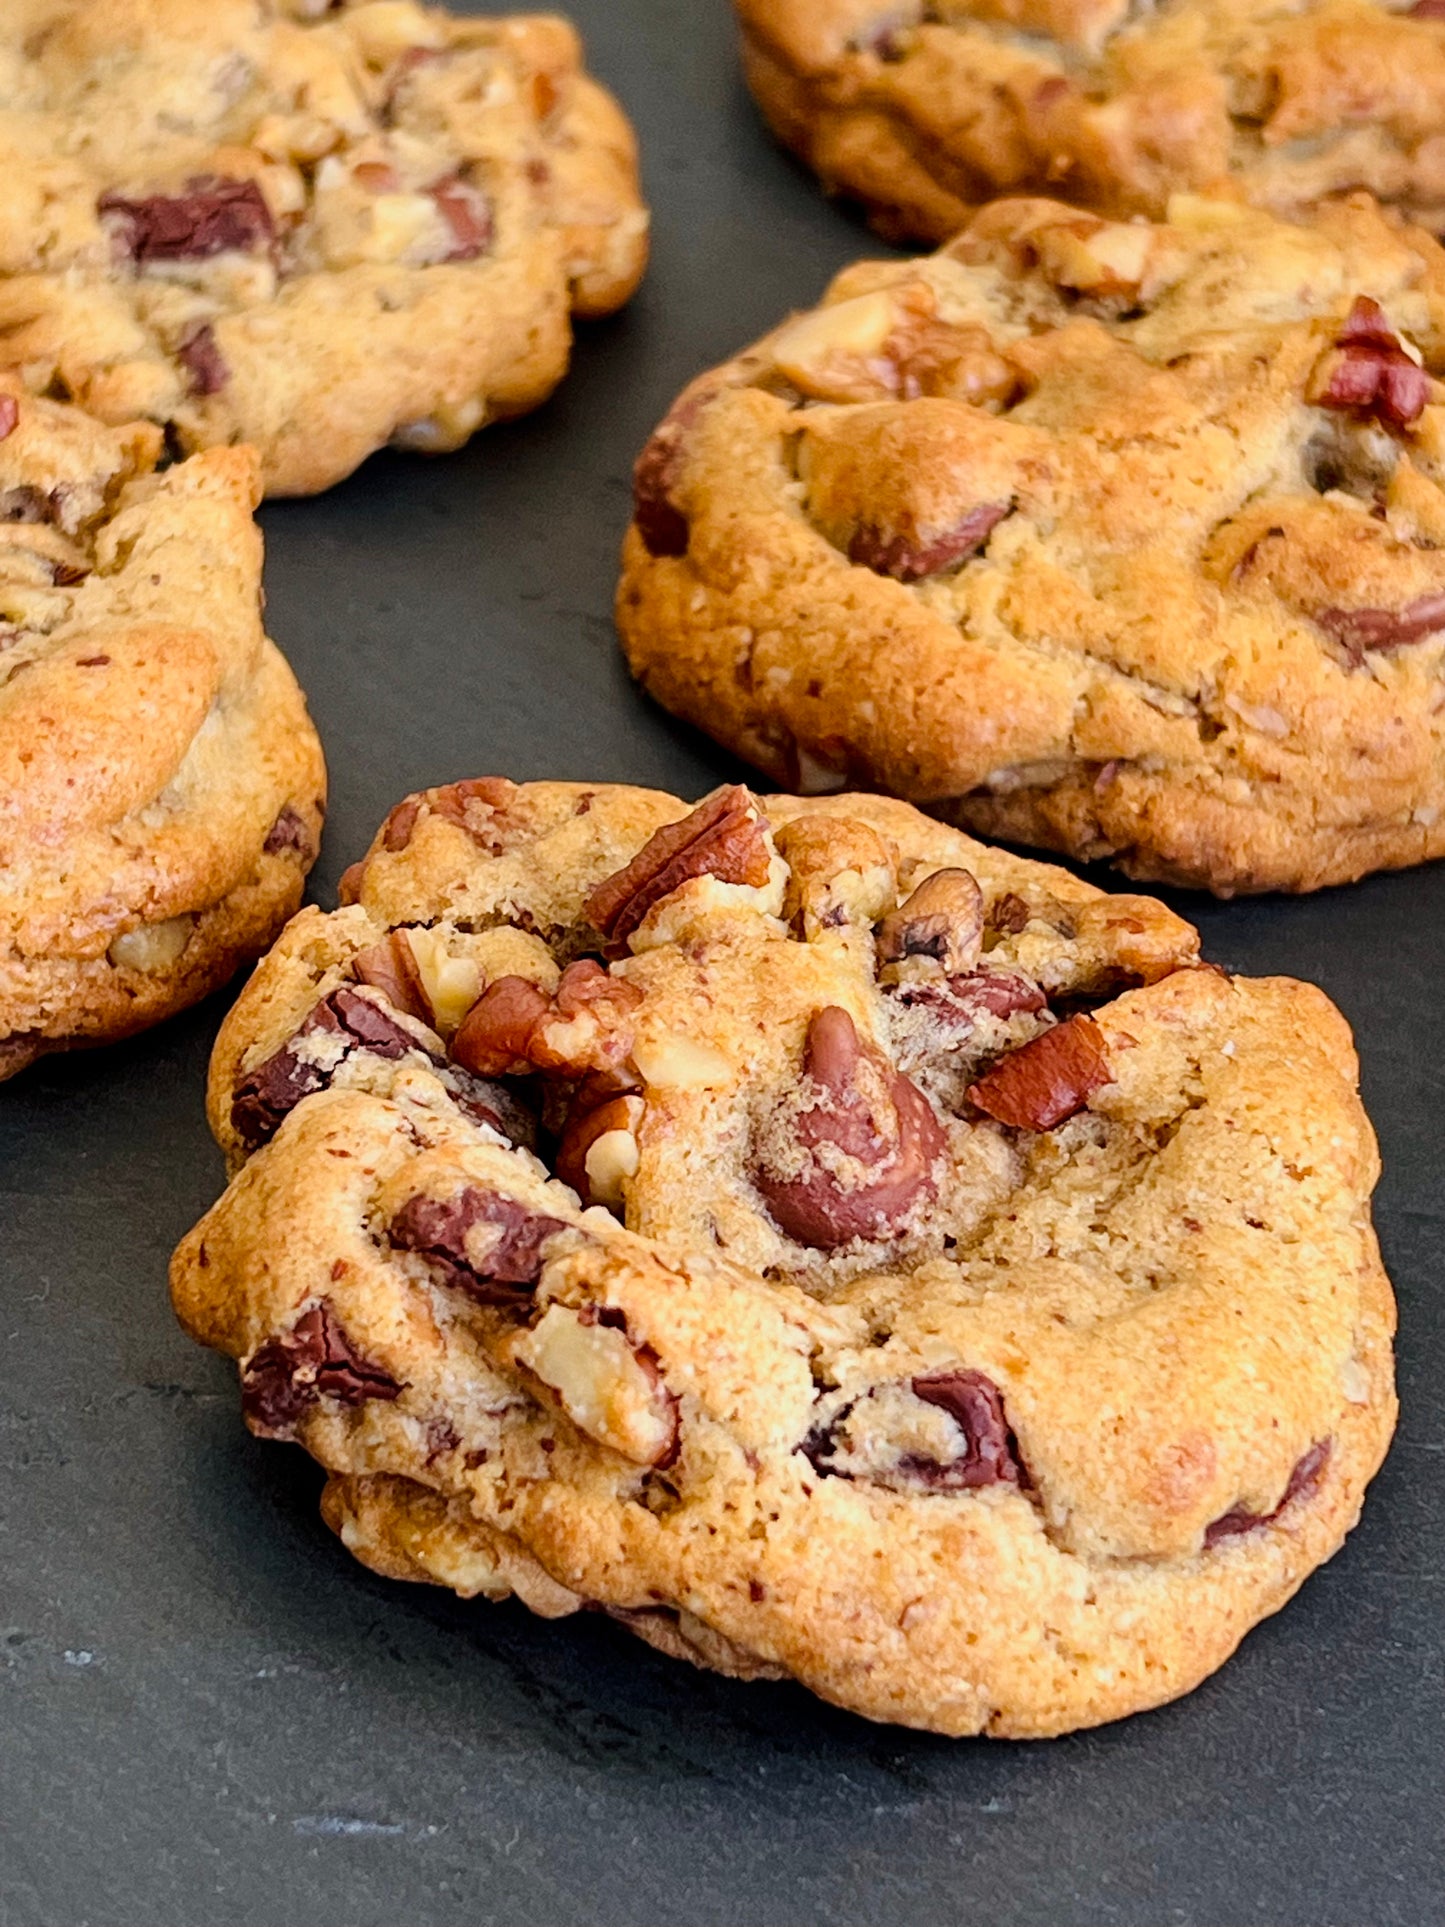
[1316,592,1445,657]
[1314,297,1431,431]
[632,390,714,558]
[910,1370,1023,1487]
[241,1302,402,1438]
[100,176,275,264]
[1204,1439,1331,1548]
[0,487,53,525]
[262,804,312,857]
[890,964,1047,1030]
[177,323,229,396]
[848,501,1010,582]
[230,987,427,1149]
[756,1006,944,1249]
[389,1187,568,1305]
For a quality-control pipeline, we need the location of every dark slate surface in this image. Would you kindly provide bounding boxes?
[2,4,1442,1922]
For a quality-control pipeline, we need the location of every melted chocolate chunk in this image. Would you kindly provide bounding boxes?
[389,1187,568,1306]
[241,1302,402,1437]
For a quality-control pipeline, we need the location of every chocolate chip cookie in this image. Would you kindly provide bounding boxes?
[738,0,1445,244]
[0,0,648,495]
[0,384,325,1080]
[171,778,1395,1737]
[619,192,1445,894]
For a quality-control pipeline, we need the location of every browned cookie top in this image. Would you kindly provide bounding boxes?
[172,779,1395,1736]
[618,193,1445,894]
[0,383,324,1078]
[0,0,648,493]
[738,0,1445,242]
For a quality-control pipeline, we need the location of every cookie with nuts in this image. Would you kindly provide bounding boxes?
[0,384,325,1080]
[171,778,1395,1737]
[619,192,1445,894]
[737,0,1445,244]
[0,0,647,495]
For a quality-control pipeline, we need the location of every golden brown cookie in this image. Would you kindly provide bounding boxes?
[172,779,1395,1737]
[0,0,648,495]
[618,193,1445,894]
[0,383,325,1080]
[737,0,1445,244]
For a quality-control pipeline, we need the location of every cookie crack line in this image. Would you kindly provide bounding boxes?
[171,777,1396,1737]
[0,1,649,494]
[617,191,1445,894]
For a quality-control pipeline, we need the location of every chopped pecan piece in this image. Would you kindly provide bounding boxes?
[986,890,1032,935]
[100,176,275,264]
[452,961,641,1078]
[1316,592,1445,657]
[755,1005,945,1249]
[555,1092,646,1208]
[967,1014,1111,1130]
[377,777,519,855]
[242,1302,402,1438]
[1204,1440,1331,1548]
[389,1187,568,1306]
[876,868,983,975]
[803,1369,1023,1491]
[849,502,1009,582]
[585,786,772,942]
[1312,297,1431,431]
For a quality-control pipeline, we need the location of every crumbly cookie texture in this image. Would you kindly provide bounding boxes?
[171,778,1395,1738]
[738,0,1445,244]
[0,384,325,1080]
[618,193,1445,895]
[0,0,648,496]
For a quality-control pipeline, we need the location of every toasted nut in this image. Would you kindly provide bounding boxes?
[345,1,446,62]
[405,927,482,1033]
[453,976,552,1076]
[555,1094,646,1207]
[967,1014,1112,1131]
[516,1306,678,1465]
[775,816,898,943]
[452,963,640,1078]
[352,931,431,1023]
[631,1031,734,1089]
[754,1006,945,1250]
[876,868,983,977]
[772,290,900,398]
[1309,296,1431,431]
[585,785,776,946]
[107,914,194,972]
[804,1370,1023,1492]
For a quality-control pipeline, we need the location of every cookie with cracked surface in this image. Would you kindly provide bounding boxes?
[0,0,647,496]
[618,192,1445,894]
[0,384,325,1080]
[171,778,1395,1737]
[737,0,1445,244]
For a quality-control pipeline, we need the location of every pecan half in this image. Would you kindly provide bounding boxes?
[241,1302,402,1439]
[848,502,1010,582]
[966,1013,1111,1130]
[351,932,431,1025]
[1204,1439,1331,1548]
[100,176,275,264]
[876,867,984,975]
[803,1369,1023,1491]
[755,1006,945,1249]
[1311,296,1431,432]
[1315,592,1445,657]
[378,777,519,855]
[177,322,229,396]
[389,1187,568,1306]
[585,786,772,943]
[452,961,642,1078]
